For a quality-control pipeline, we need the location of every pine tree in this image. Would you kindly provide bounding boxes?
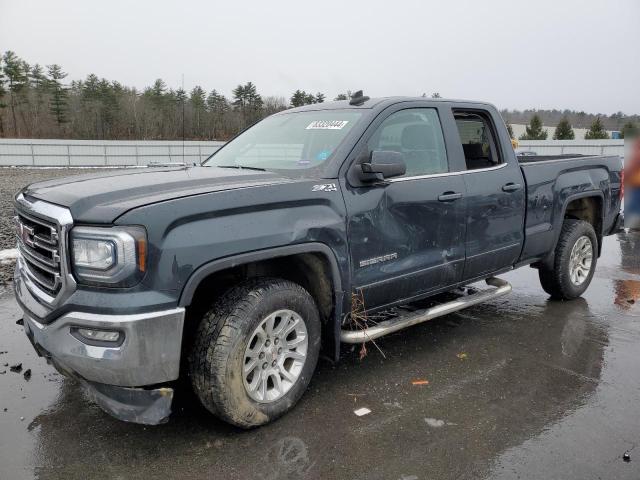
[584,117,609,140]
[150,78,166,98]
[2,51,29,135]
[190,86,206,137]
[30,64,48,97]
[431,92,441,98]
[206,89,229,139]
[553,117,575,140]
[519,114,548,140]
[244,82,262,111]
[98,78,119,137]
[47,64,69,127]
[206,89,228,114]
[174,88,186,103]
[291,90,325,107]
[80,74,104,138]
[231,84,245,109]
[233,82,262,125]
[30,64,49,135]
[334,93,348,101]
[290,90,307,107]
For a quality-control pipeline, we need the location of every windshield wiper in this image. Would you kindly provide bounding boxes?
[217,165,267,172]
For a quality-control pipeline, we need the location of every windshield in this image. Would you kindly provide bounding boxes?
[204,110,363,171]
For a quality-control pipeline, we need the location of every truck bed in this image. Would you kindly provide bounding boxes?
[517,153,623,263]
[517,154,596,163]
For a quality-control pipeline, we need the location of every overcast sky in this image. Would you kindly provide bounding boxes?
[1,0,638,114]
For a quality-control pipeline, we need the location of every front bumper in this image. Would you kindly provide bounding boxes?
[21,307,185,387]
[13,193,185,424]
[21,306,185,425]
[80,379,174,425]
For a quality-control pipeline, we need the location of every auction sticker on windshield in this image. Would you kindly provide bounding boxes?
[306,120,349,130]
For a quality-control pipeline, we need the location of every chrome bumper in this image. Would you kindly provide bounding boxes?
[21,307,185,387]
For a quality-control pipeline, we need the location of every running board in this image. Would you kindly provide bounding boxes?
[340,277,512,344]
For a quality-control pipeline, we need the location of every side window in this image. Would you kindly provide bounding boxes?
[454,111,503,170]
[367,108,448,177]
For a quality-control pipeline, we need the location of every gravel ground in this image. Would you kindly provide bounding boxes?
[0,168,119,284]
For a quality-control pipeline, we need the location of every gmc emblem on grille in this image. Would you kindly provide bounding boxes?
[14,217,36,248]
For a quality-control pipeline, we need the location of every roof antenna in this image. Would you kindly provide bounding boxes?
[349,90,369,106]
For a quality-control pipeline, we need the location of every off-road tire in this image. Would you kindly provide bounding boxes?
[539,219,598,300]
[188,277,321,428]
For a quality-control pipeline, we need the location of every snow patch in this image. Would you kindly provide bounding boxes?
[424,418,446,428]
[0,249,18,265]
[424,417,457,428]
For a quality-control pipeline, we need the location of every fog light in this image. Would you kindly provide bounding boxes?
[76,328,121,343]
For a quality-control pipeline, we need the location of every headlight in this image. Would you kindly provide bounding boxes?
[70,226,147,286]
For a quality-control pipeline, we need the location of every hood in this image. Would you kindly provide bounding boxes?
[22,166,293,223]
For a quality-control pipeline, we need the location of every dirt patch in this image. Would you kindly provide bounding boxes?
[0,168,120,284]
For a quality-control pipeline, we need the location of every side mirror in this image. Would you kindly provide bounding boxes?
[359,151,406,181]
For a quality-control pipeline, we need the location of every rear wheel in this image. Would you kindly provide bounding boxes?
[539,219,597,300]
[188,277,321,428]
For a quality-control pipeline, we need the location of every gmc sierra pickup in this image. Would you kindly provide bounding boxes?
[13,94,623,427]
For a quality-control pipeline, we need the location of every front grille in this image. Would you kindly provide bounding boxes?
[15,211,62,296]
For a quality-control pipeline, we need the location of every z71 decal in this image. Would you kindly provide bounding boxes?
[312,183,337,192]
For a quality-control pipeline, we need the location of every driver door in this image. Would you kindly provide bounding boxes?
[343,106,467,310]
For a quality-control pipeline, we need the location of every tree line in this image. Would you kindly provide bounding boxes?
[0,51,347,140]
[508,113,638,141]
[1,50,638,141]
[501,108,639,135]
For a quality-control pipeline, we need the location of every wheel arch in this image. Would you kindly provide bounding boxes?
[178,242,346,361]
[559,192,604,255]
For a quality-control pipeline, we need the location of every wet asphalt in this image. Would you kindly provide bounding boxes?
[1,232,640,480]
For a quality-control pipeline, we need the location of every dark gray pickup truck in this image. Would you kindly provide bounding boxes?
[13,95,623,427]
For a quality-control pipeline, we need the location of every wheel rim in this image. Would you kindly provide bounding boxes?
[242,309,308,403]
[569,235,593,286]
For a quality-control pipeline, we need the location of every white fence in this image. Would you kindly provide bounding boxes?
[518,140,624,157]
[0,138,626,167]
[0,139,225,167]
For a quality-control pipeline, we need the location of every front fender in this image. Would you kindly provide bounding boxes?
[115,182,351,360]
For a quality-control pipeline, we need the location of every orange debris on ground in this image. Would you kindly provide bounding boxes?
[411,379,429,385]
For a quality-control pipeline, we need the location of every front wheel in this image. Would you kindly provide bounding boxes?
[539,219,598,300]
[188,278,321,428]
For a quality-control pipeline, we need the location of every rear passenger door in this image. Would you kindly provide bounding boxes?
[451,109,526,280]
[343,105,467,309]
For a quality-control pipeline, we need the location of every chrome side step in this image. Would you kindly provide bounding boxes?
[340,277,512,344]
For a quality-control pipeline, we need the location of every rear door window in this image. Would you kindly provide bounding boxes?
[453,111,503,170]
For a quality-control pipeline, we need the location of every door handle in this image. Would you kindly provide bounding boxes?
[502,183,522,192]
[438,192,463,202]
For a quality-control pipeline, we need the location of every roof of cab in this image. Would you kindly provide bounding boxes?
[280,96,495,114]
